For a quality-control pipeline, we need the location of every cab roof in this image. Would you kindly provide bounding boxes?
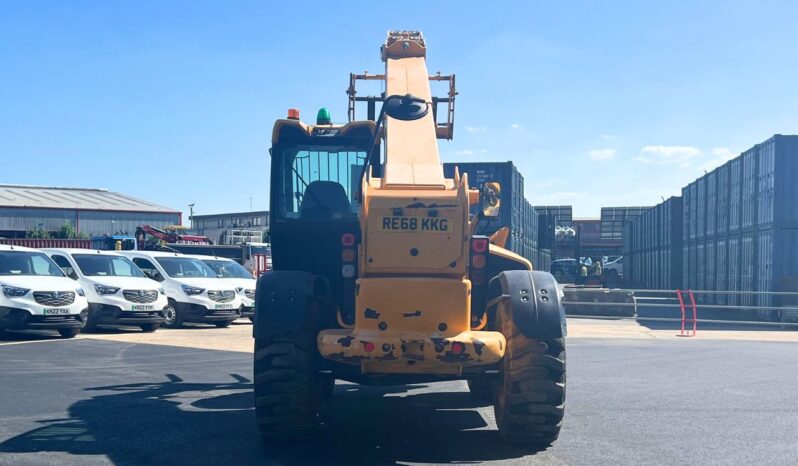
[42,248,126,256]
[0,244,39,252]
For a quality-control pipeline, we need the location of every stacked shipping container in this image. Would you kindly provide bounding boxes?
[442,162,551,271]
[625,135,798,319]
[623,196,682,289]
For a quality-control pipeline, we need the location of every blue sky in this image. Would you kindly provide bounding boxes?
[2,1,797,219]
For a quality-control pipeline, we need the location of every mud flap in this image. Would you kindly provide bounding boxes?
[253,271,327,341]
[489,270,567,339]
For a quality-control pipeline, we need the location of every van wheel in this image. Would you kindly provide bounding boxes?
[162,301,183,328]
[58,328,80,339]
[214,321,232,328]
[140,323,159,333]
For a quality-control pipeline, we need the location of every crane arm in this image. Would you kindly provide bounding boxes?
[381,31,446,188]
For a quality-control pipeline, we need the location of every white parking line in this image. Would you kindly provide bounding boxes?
[0,338,70,347]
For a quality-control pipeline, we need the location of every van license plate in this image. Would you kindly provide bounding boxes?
[44,308,69,315]
[379,216,451,233]
[131,305,154,311]
[215,304,233,310]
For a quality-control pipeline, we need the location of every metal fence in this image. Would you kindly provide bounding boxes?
[562,286,798,334]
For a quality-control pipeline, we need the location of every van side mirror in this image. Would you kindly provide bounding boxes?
[481,182,501,218]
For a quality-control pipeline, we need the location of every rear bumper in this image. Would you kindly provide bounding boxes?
[0,306,88,330]
[317,329,505,375]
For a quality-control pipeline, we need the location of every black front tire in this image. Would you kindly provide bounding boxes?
[58,328,80,339]
[494,305,566,447]
[214,320,233,328]
[140,323,159,333]
[161,301,183,329]
[254,333,324,440]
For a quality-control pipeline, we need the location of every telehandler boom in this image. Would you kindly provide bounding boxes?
[254,31,567,447]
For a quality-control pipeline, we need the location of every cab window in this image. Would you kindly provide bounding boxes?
[51,254,78,279]
[132,258,163,281]
[279,148,366,220]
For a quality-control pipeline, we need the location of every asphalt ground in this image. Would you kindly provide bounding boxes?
[1,320,797,465]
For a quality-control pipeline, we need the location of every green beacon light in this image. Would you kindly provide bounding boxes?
[316,107,331,125]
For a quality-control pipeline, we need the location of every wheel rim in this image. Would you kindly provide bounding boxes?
[163,305,176,325]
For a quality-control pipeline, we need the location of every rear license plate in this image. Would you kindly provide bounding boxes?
[131,305,154,311]
[379,216,451,233]
[43,308,70,315]
[215,304,233,310]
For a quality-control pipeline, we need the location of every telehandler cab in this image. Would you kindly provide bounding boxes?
[254,31,566,447]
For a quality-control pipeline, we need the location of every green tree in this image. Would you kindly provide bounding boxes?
[26,226,51,239]
[54,221,88,239]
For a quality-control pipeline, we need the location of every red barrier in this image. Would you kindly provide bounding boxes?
[676,289,698,337]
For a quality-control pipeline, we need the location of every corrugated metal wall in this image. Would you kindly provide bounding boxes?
[0,207,180,237]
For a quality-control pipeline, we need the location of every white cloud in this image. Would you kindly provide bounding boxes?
[635,145,703,167]
[510,123,523,129]
[587,148,616,161]
[465,126,487,133]
[600,134,616,140]
[699,147,737,172]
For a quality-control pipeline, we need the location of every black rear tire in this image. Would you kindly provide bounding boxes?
[215,321,233,328]
[254,333,324,440]
[494,304,566,447]
[58,328,80,339]
[140,323,159,333]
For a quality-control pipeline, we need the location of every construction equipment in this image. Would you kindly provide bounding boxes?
[254,31,566,446]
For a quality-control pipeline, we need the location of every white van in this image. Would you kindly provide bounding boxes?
[119,251,242,328]
[0,245,89,338]
[44,249,167,332]
[192,255,256,320]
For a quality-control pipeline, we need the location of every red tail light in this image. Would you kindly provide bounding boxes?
[472,238,488,253]
[363,342,375,353]
[341,233,356,247]
[451,342,465,354]
[470,236,489,284]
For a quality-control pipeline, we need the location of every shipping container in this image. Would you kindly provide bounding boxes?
[443,162,538,263]
[741,146,759,231]
[0,238,92,249]
[705,240,716,304]
[729,157,743,232]
[740,232,757,308]
[727,235,740,307]
[716,161,731,236]
[688,182,698,241]
[715,238,728,306]
[755,228,798,309]
[756,135,798,230]
[706,171,718,238]
[696,176,707,240]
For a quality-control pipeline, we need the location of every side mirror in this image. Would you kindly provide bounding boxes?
[481,182,501,218]
[69,272,79,281]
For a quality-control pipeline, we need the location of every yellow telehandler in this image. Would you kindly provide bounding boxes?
[254,31,566,446]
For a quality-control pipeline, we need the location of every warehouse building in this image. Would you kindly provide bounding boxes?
[0,184,181,238]
[189,210,269,244]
